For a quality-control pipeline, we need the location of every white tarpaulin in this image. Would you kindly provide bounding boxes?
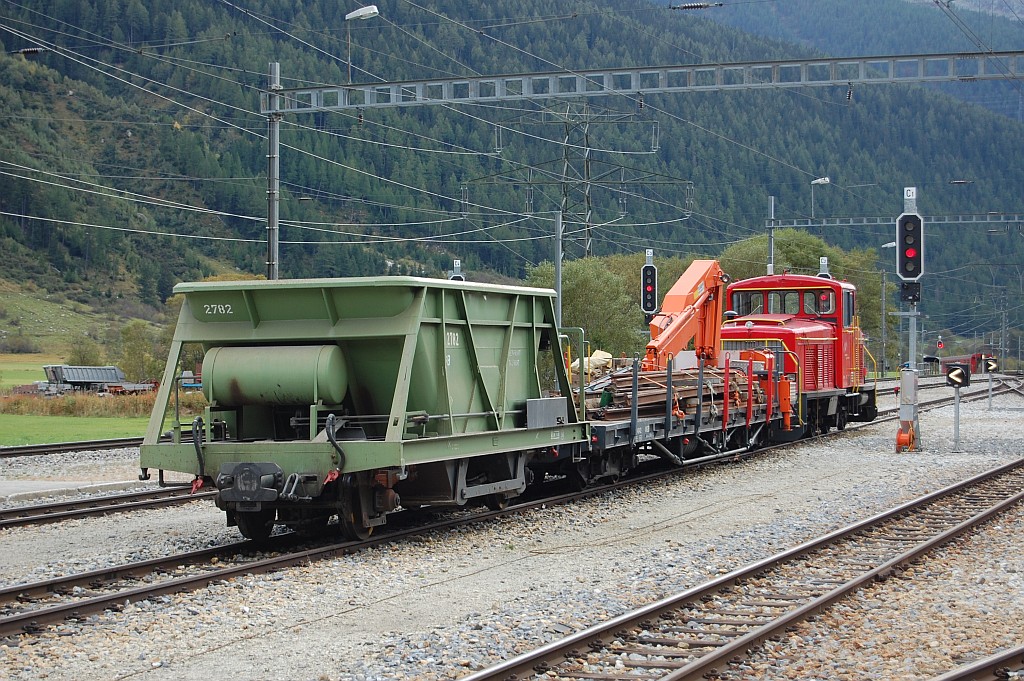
[570,349,613,374]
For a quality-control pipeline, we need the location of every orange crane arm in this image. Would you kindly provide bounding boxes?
[642,259,729,371]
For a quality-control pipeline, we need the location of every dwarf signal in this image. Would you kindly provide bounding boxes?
[946,362,969,452]
[945,363,970,388]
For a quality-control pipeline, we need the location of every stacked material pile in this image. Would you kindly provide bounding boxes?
[587,368,763,421]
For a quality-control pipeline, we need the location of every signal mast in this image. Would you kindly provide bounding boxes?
[894,187,923,452]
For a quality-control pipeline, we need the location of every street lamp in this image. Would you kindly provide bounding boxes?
[346,4,379,84]
[810,176,830,219]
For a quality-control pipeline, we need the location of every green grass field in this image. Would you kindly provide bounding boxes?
[0,413,151,446]
[0,353,204,446]
[1,354,148,445]
[0,353,62,391]
[0,352,138,444]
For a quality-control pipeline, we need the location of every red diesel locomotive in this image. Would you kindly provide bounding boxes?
[721,266,878,438]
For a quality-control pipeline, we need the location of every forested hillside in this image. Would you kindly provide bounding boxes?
[1,0,1022,350]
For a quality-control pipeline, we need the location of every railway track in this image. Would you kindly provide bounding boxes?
[0,379,1019,643]
[0,538,260,637]
[461,457,1024,681]
[0,491,565,640]
[0,487,216,530]
[0,436,149,458]
[0,430,197,458]
[0,420,907,641]
[931,644,1024,681]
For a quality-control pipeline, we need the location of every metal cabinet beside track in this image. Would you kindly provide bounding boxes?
[140,276,588,540]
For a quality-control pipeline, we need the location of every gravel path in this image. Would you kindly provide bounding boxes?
[0,393,1022,680]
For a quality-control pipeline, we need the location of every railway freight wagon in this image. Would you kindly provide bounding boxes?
[142,267,876,541]
[140,277,589,540]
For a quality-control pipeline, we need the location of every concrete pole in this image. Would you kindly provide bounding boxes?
[266,62,281,280]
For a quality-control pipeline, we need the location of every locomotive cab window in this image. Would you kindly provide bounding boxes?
[731,291,764,315]
[843,290,855,326]
[768,290,800,314]
[804,289,835,316]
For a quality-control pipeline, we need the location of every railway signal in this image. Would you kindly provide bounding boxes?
[945,361,970,452]
[945,363,970,388]
[983,355,997,410]
[640,263,658,314]
[896,212,924,281]
[899,281,920,303]
[936,337,944,350]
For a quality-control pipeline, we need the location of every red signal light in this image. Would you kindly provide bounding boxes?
[640,263,659,314]
[896,213,924,281]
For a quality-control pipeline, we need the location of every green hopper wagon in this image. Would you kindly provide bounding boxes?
[141,277,588,540]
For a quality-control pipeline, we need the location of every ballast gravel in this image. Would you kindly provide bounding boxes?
[0,390,1022,680]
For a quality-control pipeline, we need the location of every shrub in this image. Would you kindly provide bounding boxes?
[0,334,42,353]
[0,390,207,418]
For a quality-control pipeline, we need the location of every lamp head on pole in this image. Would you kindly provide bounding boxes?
[809,177,829,219]
[345,5,379,21]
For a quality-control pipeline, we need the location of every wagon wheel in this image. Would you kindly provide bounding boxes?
[338,474,371,541]
[235,508,276,542]
[483,494,509,511]
[836,407,848,431]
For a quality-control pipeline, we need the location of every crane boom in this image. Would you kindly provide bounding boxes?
[642,259,729,371]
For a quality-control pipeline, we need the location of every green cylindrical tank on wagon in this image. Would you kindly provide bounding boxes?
[140,276,586,539]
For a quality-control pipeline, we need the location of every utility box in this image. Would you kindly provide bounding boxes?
[898,368,918,422]
[526,397,568,429]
